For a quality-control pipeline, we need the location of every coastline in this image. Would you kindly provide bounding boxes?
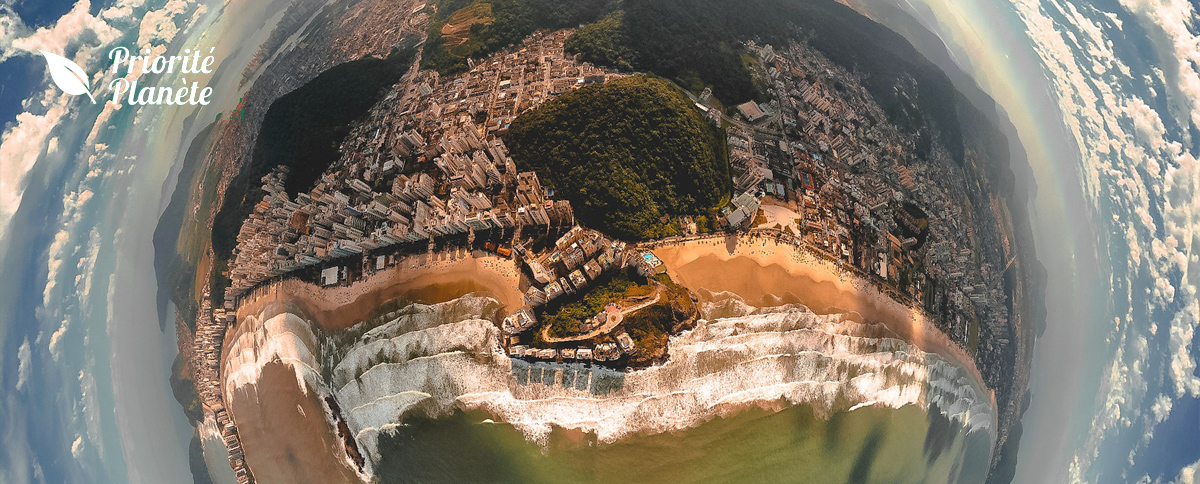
[234,249,524,331]
[221,251,522,481]
[227,360,360,484]
[650,234,992,405]
[226,233,992,404]
[220,234,998,481]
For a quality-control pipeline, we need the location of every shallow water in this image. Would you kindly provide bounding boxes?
[373,404,992,484]
[226,291,995,483]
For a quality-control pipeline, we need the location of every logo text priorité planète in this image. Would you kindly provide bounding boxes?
[41,47,218,106]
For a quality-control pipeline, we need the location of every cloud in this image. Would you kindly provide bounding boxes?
[0,0,204,243]
[1149,394,1172,423]
[3,1,121,62]
[994,0,1200,479]
[101,0,150,21]
[75,227,101,303]
[77,369,104,462]
[48,318,68,362]
[136,8,181,46]
[0,5,22,52]
[41,228,71,307]
[1173,457,1200,484]
[1120,0,1200,133]
[1167,311,1199,397]
[0,0,124,243]
[69,436,84,460]
[85,101,122,146]
[0,94,68,243]
[15,338,30,391]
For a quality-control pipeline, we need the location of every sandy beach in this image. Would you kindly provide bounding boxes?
[229,361,360,484]
[650,235,988,395]
[235,250,524,330]
[222,235,994,483]
[221,250,524,482]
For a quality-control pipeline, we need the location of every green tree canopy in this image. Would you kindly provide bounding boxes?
[503,75,730,240]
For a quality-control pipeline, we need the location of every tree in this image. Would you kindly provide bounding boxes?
[503,75,730,240]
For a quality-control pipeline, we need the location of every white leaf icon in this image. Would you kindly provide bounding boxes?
[39,50,96,104]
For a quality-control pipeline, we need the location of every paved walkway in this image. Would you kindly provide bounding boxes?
[542,287,662,343]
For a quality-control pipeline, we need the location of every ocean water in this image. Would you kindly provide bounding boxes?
[370,405,992,484]
[224,292,995,483]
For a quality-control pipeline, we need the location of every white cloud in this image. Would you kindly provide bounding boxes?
[0,0,204,243]
[1174,457,1200,484]
[77,369,104,462]
[48,319,68,362]
[1001,0,1200,479]
[1120,0,1200,133]
[4,1,121,62]
[41,228,71,307]
[70,435,84,460]
[100,0,150,22]
[0,0,124,243]
[1167,309,1199,397]
[136,9,181,46]
[15,338,30,391]
[0,96,68,243]
[86,102,122,145]
[75,228,101,306]
[1149,393,1172,423]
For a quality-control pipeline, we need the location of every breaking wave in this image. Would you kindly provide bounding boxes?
[224,294,995,474]
[223,309,323,399]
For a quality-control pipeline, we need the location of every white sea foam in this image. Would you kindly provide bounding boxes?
[226,295,995,475]
[335,298,991,465]
[222,311,324,401]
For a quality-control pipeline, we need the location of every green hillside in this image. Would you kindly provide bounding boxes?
[422,0,616,74]
[503,75,729,240]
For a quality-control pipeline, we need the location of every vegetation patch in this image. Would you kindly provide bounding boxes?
[503,75,730,240]
[530,268,698,368]
[564,0,968,150]
[563,11,632,71]
[169,355,202,423]
[440,1,495,50]
[622,274,697,365]
[422,0,616,75]
[538,270,647,339]
[565,1,767,104]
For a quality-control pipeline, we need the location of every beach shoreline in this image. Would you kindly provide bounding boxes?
[649,234,991,402]
[221,250,524,481]
[234,249,524,331]
[221,234,997,482]
[228,234,989,398]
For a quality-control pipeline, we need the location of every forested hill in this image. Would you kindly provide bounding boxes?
[502,75,730,240]
[425,0,975,165]
[566,0,973,164]
[421,0,616,74]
